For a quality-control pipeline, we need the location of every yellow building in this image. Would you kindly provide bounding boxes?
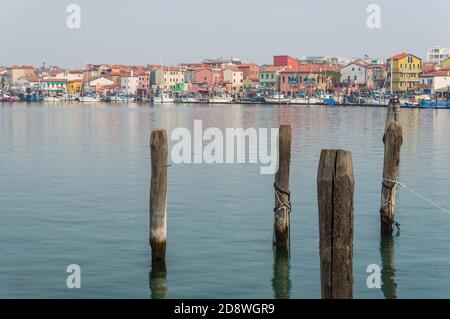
[68,80,82,94]
[442,57,450,69]
[387,53,422,93]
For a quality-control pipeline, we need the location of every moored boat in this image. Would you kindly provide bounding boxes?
[208,94,233,104]
[75,95,101,103]
[264,93,290,104]
[152,93,174,104]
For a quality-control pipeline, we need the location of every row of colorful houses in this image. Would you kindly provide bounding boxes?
[2,52,450,97]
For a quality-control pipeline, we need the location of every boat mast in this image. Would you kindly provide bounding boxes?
[38,61,45,99]
[390,57,393,96]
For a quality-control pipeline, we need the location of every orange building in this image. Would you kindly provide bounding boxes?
[237,64,259,81]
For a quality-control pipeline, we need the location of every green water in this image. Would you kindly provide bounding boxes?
[1,103,450,298]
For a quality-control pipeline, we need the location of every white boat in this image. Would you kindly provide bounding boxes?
[290,97,308,104]
[153,93,174,104]
[75,95,101,103]
[264,94,290,104]
[182,97,198,103]
[44,96,61,102]
[367,96,390,106]
[109,95,134,102]
[400,99,418,107]
[290,96,322,104]
[208,94,233,103]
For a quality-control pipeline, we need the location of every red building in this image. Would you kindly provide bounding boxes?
[274,55,299,69]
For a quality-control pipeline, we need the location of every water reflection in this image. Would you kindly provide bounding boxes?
[149,261,168,299]
[380,235,397,299]
[271,248,291,299]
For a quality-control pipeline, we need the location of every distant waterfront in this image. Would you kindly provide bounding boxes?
[1,103,450,298]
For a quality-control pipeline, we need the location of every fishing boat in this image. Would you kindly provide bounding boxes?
[323,94,337,105]
[290,93,308,104]
[208,94,233,104]
[264,93,290,104]
[367,93,391,106]
[152,93,174,104]
[0,93,19,102]
[180,92,198,103]
[107,93,135,103]
[182,97,198,103]
[44,96,61,102]
[18,93,44,102]
[289,97,308,104]
[75,94,101,103]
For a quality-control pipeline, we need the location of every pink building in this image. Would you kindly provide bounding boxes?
[136,69,150,96]
[194,68,222,86]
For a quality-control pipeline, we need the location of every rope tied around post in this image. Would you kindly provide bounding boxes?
[273,182,291,215]
[273,182,291,249]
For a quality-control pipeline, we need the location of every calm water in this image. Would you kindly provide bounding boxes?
[1,102,450,299]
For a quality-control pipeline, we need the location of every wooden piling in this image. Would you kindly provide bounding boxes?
[384,98,401,133]
[150,129,168,264]
[273,125,292,249]
[380,121,403,235]
[317,149,354,299]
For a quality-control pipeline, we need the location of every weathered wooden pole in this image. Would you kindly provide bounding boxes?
[384,98,401,133]
[380,99,403,235]
[380,121,403,235]
[273,125,292,249]
[317,149,354,299]
[150,129,168,264]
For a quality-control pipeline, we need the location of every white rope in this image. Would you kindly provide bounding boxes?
[384,178,450,215]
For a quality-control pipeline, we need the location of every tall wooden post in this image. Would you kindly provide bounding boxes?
[380,121,403,235]
[380,98,403,235]
[384,98,401,133]
[150,129,168,264]
[273,125,292,249]
[317,149,354,299]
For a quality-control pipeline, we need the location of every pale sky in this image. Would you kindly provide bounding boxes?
[0,0,448,68]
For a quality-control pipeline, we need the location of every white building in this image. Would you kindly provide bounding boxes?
[16,76,40,90]
[340,60,374,88]
[55,71,84,82]
[120,71,139,95]
[90,77,114,87]
[223,68,243,91]
[427,46,450,65]
[420,70,450,91]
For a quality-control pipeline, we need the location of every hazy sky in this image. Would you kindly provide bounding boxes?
[0,0,448,68]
